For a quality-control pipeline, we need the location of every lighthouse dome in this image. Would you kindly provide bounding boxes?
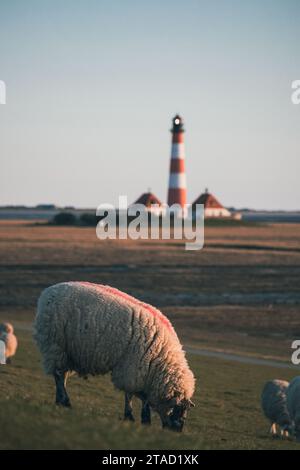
[172,114,184,132]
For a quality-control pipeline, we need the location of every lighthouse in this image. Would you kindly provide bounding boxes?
[167,114,187,210]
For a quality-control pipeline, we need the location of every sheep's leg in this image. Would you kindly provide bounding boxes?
[124,393,134,421]
[280,428,289,439]
[54,370,71,408]
[281,428,289,439]
[270,423,277,437]
[136,392,151,425]
[141,400,151,425]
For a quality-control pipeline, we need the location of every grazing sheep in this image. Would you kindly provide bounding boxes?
[261,379,292,438]
[287,376,300,441]
[0,323,18,363]
[34,282,195,432]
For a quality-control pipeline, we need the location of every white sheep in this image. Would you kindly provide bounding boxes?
[34,281,195,431]
[0,323,18,363]
[287,376,300,441]
[261,379,292,438]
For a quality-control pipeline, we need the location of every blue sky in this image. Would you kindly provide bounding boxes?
[0,0,299,209]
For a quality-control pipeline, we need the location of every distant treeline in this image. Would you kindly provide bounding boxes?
[50,212,99,226]
[50,211,251,227]
[50,211,155,227]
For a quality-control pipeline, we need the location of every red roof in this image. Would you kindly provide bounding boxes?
[192,192,224,209]
[133,192,162,207]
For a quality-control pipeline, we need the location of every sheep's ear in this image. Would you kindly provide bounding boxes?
[183,399,195,408]
[171,397,195,410]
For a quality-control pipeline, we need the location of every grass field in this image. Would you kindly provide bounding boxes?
[0,220,300,449]
[0,328,298,450]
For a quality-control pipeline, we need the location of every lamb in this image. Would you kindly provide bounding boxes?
[287,376,300,441]
[261,379,292,438]
[34,281,195,431]
[0,322,18,363]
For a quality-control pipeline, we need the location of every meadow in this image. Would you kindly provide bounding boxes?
[0,220,300,449]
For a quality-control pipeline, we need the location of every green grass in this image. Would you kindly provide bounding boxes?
[0,329,299,450]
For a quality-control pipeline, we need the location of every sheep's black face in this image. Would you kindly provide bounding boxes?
[159,399,195,432]
[168,405,187,432]
[162,404,189,432]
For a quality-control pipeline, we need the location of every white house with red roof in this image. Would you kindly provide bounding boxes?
[192,189,231,218]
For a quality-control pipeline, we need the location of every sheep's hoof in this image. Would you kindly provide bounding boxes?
[56,399,71,408]
[124,413,135,422]
[141,410,151,425]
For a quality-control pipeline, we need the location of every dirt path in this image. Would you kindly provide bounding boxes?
[185,347,296,370]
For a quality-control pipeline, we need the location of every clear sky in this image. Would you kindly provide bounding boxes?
[0,0,299,210]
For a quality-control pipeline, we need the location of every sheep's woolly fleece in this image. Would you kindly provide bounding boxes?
[261,379,291,429]
[287,376,300,435]
[34,282,195,408]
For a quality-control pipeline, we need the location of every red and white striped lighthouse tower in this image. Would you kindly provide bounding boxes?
[167,114,187,210]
